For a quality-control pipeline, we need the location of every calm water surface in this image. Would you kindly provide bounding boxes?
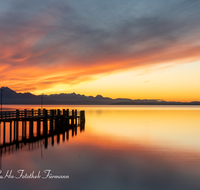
[1,105,200,190]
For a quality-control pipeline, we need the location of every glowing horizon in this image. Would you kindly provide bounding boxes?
[1,0,200,102]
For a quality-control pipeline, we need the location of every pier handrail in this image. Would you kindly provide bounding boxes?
[0,109,83,121]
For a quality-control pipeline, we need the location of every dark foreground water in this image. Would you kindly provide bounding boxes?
[1,105,200,190]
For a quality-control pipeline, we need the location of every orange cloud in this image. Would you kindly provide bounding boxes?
[1,0,200,94]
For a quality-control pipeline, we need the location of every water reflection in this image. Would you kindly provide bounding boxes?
[0,122,85,154]
[0,114,85,171]
[0,105,200,190]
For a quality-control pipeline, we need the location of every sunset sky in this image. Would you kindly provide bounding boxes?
[0,0,200,102]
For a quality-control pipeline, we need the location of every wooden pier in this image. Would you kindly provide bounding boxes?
[0,108,85,154]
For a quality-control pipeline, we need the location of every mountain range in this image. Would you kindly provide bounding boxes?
[0,87,199,105]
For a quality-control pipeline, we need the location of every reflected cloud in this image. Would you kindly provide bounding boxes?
[1,105,200,189]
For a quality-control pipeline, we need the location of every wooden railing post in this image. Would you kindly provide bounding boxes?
[16,109,19,118]
[38,109,41,116]
[31,109,34,117]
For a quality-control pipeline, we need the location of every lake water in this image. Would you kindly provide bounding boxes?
[1,105,200,190]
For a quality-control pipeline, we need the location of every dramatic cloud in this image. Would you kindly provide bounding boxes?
[1,0,200,91]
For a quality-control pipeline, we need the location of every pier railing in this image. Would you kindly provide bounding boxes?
[0,109,85,121]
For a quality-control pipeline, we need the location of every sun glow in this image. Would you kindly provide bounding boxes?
[30,60,200,102]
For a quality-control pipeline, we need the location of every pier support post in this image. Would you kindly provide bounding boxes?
[14,120,16,142]
[37,119,40,138]
[80,110,85,131]
[22,121,26,140]
[37,109,41,138]
[75,109,77,127]
[43,109,48,137]
[29,119,33,140]
[66,129,69,140]
[71,110,74,126]
[15,120,19,148]
[56,109,61,144]
[15,110,19,144]
[3,122,5,145]
[75,125,77,136]
[50,110,54,134]
[66,109,69,128]
[10,121,12,143]
[62,109,66,126]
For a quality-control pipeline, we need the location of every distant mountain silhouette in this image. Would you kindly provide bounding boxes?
[0,86,200,105]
